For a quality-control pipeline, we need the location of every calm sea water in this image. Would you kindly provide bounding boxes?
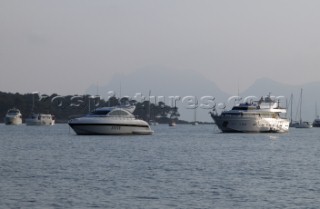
[1,124,320,209]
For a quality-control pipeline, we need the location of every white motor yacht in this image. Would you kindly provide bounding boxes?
[296,121,312,128]
[4,108,22,125]
[68,107,153,135]
[25,113,55,126]
[312,118,320,127]
[169,120,176,127]
[210,95,289,133]
[311,103,320,127]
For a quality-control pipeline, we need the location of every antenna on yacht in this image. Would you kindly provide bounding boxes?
[290,93,293,123]
[268,92,272,108]
[285,98,288,118]
[120,81,122,98]
[316,102,319,119]
[234,81,242,106]
[236,81,240,105]
[148,90,151,123]
[96,82,99,96]
[237,81,240,97]
[119,81,122,106]
[32,93,35,113]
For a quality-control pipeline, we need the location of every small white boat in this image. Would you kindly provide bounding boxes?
[68,107,153,135]
[25,113,55,126]
[296,121,312,128]
[149,120,159,126]
[312,103,320,127]
[168,106,179,127]
[192,122,199,126]
[192,106,198,125]
[169,120,176,127]
[312,118,320,127]
[4,108,22,125]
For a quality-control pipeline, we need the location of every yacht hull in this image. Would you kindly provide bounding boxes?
[68,118,153,135]
[4,117,22,125]
[25,114,55,126]
[69,123,153,135]
[25,119,55,126]
[312,119,320,127]
[212,115,289,133]
[295,122,312,128]
[68,107,153,135]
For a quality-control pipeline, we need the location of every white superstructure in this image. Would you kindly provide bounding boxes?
[210,95,289,133]
[68,107,153,135]
[25,113,55,126]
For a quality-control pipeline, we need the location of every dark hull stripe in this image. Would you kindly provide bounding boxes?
[220,130,282,133]
[218,126,285,133]
[69,123,149,128]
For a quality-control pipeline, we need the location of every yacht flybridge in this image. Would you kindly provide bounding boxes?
[68,106,153,135]
[210,95,289,133]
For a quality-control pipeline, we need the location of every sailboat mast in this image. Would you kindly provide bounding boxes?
[32,93,35,113]
[194,106,197,124]
[31,91,39,113]
[290,94,293,123]
[148,90,151,123]
[299,89,303,123]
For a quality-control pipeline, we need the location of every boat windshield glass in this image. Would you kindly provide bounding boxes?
[232,106,249,110]
[108,110,132,117]
[8,110,20,114]
[90,109,111,116]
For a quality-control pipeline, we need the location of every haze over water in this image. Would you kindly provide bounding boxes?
[1,124,320,208]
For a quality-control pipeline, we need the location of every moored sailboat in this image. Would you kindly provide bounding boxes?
[25,92,55,126]
[312,102,320,127]
[295,89,312,128]
[289,93,299,127]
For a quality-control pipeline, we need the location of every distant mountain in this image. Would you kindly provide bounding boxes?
[241,77,320,121]
[86,65,229,122]
[87,70,320,122]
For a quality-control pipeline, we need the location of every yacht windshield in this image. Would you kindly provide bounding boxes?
[89,110,111,116]
[8,110,19,114]
[108,109,132,117]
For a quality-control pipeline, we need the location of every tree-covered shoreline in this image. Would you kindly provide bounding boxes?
[0,91,192,124]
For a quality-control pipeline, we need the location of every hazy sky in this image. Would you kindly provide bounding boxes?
[1,0,320,95]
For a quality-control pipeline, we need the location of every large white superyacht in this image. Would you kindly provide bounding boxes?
[210,95,289,133]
